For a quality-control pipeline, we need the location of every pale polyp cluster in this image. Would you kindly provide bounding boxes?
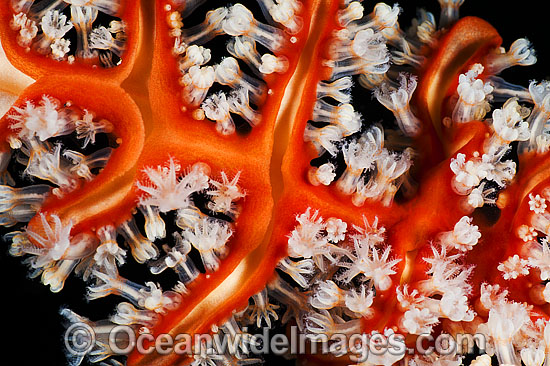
[10,12,37,47]
[506,188,550,304]
[338,234,401,292]
[321,5,397,93]
[284,208,348,275]
[59,270,185,366]
[136,158,210,213]
[135,157,244,273]
[307,121,413,207]
[268,209,412,365]
[258,0,303,35]
[2,150,248,366]
[306,1,434,208]
[449,64,550,213]
[9,96,75,141]
[0,183,50,226]
[166,1,297,134]
[3,95,114,198]
[450,150,516,210]
[325,0,457,92]
[444,23,550,161]
[484,98,530,155]
[1,93,123,293]
[24,153,247,365]
[274,209,406,364]
[476,284,550,366]
[9,1,126,66]
[391,215,483,342]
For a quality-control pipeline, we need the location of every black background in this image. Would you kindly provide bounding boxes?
[1,1,548,365]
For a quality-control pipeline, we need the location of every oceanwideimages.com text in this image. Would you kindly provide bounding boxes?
[65,322,487,362]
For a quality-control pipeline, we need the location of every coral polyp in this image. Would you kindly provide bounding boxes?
[1,1,550,365]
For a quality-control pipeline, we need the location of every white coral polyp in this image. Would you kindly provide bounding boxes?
[351,28,387,60]
[137,158,210,212]
[419,246,473,296]
[485,302,530,365]
[9,96,73,141]
[491,98,530,143]
[497,254,530,280]
[528,193,547,214]
[188,65,215,89]
[439,216,481,252]
[269,0,303,34]
[112,302,159,328]
[521,345,545,366]
[310,280,343,309]
[375,73,421,136]
[179,45,211,72]
[527,238,550,280]
[207,171,245,215]
[24,213,97,272]
[458,76,493,105]
[344,285,374,317]
[466,182,496,210]
[51,38,71,60]
[439,288,475,322]
[182,65,215,106]
[26,213,72,261]
[309,163,336,186]
[452,64,494,124]
[222,4,253,35]
[325,217,347,242]
[222,4,284,52]
[336,137,379,194]
[11,12,38,46]
[401,307,439,334]
[467,189,483,208]
[141,282,180,313]
[517,224,537,242]
[487,38,537,74]
[202,92,235,135]
[259,54,288,74]
[94,241,126,273]
[203,91,231,120]
[396,285,425,310]
[41,10,73,39]
[182,218,232,272]
[450,153,492,194]
[287,208,327,259]
[339,237,401,291]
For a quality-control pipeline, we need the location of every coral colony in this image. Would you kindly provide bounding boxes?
[1,0,550,366]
